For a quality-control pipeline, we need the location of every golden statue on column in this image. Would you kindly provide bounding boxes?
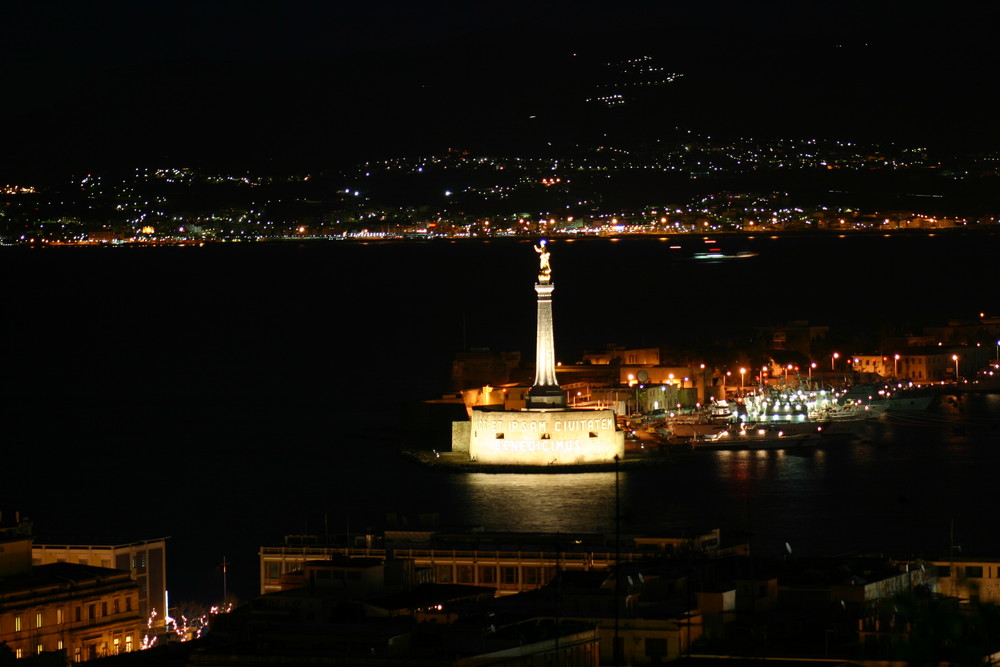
[534,239,551,282]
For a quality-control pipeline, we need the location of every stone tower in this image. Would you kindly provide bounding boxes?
[526,240,567,409]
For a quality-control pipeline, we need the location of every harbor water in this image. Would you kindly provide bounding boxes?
[3,231,1000,605]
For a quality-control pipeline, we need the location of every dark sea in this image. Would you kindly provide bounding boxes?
[4,231,1000,607]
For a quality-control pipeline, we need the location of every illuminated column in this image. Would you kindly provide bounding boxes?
[527,240,566,409]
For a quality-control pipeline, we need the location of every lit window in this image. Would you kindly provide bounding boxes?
[36,612,43,628]
[15,616,21,632]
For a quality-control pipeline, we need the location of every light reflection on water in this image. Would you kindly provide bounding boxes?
[443,394,1000,559]
[450,472,621,534]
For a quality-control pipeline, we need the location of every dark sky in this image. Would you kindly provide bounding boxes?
[4,2,999,171]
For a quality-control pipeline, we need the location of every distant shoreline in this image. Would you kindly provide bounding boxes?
[4,225,996,250]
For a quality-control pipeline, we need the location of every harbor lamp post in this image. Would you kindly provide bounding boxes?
[832,352,839,370]
[952,354,959,381]
[894,354,900,378]
[809,362,816,384]
[739,367,746,396]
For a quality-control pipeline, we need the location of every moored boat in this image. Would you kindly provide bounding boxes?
[691,426,821,451]
[885,390,935,412]
[663,422,730,439]
[836,382,935,414]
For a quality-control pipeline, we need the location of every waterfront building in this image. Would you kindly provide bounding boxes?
[850,345,990,382]
[259,528,733,596]
[452,241,625,465]
[449,349,525,393]
[0,517,146,662]
[755,321,830,356]
[582,345,661,366]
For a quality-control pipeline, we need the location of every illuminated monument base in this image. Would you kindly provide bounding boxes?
[464,407,625,466]
[526,386,567,410]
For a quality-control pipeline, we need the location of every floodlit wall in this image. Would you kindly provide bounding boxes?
[468,408,624,465]
[451,421,471,452]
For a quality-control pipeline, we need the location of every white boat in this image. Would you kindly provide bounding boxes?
[819,402,883,421]
[885,390,935,412]
[692,427,821,451]
[664,422,730,438]
[692,250,758,261]
[743,420,827,436]
[838,383,934,414]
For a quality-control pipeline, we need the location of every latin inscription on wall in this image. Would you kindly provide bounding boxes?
[468,409,625,465]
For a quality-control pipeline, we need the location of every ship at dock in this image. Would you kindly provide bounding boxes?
[691,425,821,450]
[653,381,925,446]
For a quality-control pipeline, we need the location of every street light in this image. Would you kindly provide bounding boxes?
[894,354,900,378]
[832,352,839,370]
[952,354,959,381]
[739,367,746,395]
[809,362,816,384]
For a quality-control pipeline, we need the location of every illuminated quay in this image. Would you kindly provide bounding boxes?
[451,241,625,466]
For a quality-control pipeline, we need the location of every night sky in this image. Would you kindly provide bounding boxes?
[4,2,999,173]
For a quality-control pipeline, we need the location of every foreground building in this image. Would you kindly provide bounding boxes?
[259,527,733,596]
[204,550,602,666]
[0,516,147,662]
[32,537,168,632]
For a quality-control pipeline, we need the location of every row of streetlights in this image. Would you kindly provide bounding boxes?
[833,350,979,381]
[733,361,820,395]
[694,340,999,398]
[723,339,995,396]
[741,338,1000,396]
